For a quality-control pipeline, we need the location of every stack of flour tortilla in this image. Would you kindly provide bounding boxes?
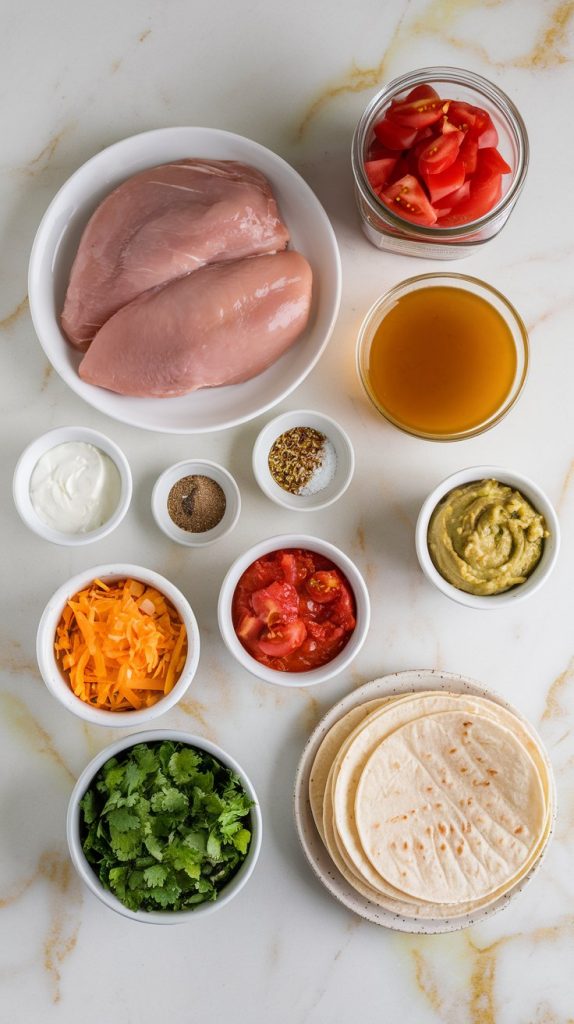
[309,690,553,919]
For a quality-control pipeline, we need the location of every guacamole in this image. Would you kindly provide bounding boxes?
[428,479,548,596]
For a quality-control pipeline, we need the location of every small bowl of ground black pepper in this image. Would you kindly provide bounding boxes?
[252,410,354,512]
[152,460,241,547]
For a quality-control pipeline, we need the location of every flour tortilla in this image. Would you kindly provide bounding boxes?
[331,691,550,897]
[355,710,546,904]
[321,757,440,916]
[323,758,425,905]
[321,744,553,920]
[315,692,450,901]
[309,698,393,840]
[310,689,551,919]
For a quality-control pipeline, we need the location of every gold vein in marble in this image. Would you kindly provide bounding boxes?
[80,721,116,759]
[296,7,408,138]
[302,917,363,1017]
[535,1007,574,1024]
[351,669,367,690]
[517,0,574,67]
[411,949,448,1019]
[178,696,216,739]
[391,499,415,532]
[333,914,362,961]
[23,127,70,176]
[434,640,444,671]
[298,0,574,136]
[542,656,574,720]
[0,694,76,783]
[40,851,82,1003]
[413,0,574,69]
[0,636,38,676]
[558,458,574,511]
[364,561,377,587]
[203,654,234,712]
[352,521,378,587]
[468,937,497,1024]
[0,849,82,1003]
[404,919,574,1024]
[0,295,28,331]
[0,868,38,910]
[299,692,322,735]
[40,364,54,392]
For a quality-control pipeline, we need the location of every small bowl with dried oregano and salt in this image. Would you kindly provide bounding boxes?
[152,460,241,547]
[252,410,354,512]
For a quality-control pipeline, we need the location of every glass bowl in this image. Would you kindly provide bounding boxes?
[356,273,529,442]
[352,66,529,259]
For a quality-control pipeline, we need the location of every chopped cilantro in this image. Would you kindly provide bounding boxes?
[79,741,254,913]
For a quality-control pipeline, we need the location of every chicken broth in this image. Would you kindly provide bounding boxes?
[367,286,517,436]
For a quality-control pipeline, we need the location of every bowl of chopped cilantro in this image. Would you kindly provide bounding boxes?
[67,730,262,921]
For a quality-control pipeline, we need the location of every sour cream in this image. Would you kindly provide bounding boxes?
[29,442,121,534]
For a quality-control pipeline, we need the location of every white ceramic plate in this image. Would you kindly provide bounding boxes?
[28,127,341,434]
[293,669,556,934]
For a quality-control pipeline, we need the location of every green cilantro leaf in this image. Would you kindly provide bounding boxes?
[80,789,97,825]
[168,749,202,784]
[79,741,254,913]
[143,865,169,888]
[107,807,141,833]
[233,828,251,855]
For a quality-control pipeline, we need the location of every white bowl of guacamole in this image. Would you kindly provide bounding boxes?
[416,466,560,609]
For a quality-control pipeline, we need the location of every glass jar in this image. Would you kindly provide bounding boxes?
[351,67,529,259]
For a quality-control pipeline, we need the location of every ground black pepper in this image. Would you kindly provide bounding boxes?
[167,475,226,533]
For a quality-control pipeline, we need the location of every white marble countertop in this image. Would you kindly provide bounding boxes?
[1,1,574,1021]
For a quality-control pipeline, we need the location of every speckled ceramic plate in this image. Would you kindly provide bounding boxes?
[293,669,556,934]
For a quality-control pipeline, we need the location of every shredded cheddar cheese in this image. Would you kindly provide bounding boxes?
[54,578,188,711]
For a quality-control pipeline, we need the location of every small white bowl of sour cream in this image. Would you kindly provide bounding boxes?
[13,425,132,545]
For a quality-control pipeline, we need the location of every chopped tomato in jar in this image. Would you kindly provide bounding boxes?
[379,175,437,226]
[232,549,356,672]
[365,83,512,227]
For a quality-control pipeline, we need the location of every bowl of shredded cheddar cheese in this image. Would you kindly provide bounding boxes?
[36,563,200,725]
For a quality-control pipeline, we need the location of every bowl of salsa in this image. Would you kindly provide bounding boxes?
[218,535,370,686]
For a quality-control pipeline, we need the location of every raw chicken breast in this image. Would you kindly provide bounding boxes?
[62,160,290,348]
[79,251,312,398]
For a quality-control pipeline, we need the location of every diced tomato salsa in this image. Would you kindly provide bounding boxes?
[364,83,512,228]
[232,548,356,673]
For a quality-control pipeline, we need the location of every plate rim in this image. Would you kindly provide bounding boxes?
[28,125,342,434]
[293,668,556,934]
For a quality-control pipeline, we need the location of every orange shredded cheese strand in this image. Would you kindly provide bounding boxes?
[54,578,188,712]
